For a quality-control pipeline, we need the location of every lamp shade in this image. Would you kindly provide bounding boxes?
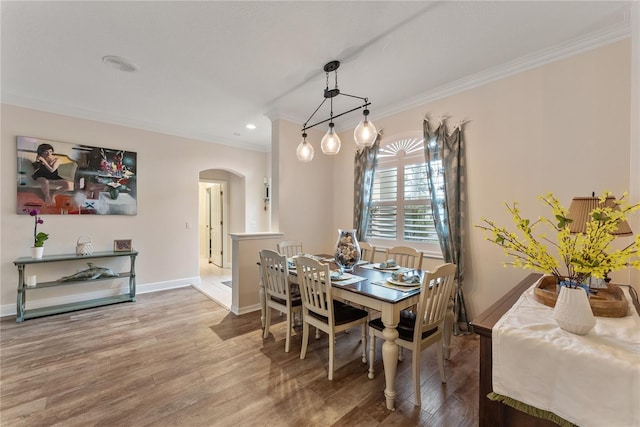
[296,136,314,162]
[566,196,633,235]
[320,123,341,155]
[354,113,377,148]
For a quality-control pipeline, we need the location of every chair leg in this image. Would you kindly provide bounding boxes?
[444,305,454,360]
[368,331,375,379]
[328,332,335,381]
[262,307,271,339]
[300,322,309,360]
[398,347,404,361]
[412,348,421,406]
[360,324,367,363]
[315,327,320,339]
[437,339,446,383]
[284,310,292,353]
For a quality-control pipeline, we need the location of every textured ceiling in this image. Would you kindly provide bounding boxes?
[1,1,631,151]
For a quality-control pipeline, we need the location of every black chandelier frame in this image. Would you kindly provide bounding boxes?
[301,60,372,134]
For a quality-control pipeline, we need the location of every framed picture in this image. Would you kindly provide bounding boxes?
[17,135,137,215]
[114,239,133,252]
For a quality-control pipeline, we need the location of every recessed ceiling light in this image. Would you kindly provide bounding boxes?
[245,124,256,130]
[102,55,140,72]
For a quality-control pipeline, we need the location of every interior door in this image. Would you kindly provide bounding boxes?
[209,184,223,267]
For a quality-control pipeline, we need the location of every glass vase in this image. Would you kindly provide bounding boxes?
[334,229,360,273]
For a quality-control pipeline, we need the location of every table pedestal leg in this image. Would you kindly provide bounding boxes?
[16,265,25,323]
[382,324,400,410]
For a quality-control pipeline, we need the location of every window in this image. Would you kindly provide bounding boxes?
[366,134,443,256]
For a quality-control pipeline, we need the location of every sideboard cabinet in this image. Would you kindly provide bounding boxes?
[471,273,557,427]
[13,250,138,323]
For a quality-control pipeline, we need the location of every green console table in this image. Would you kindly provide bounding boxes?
[13,250,138,323]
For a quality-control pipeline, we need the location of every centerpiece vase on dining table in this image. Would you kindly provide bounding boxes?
[334,229,360,273]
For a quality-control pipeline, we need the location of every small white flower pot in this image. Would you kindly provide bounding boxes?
[31,246,44,259]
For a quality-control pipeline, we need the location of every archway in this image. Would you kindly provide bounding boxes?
[197,168,245,309]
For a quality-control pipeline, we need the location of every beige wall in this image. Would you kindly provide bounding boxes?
[271,118,336,253]
[0,105,268,314]
[630,2,640,286]
[332,39,635,318]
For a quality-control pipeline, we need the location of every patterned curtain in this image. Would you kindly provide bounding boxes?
[424,118,471,335]
[353,135,380,242]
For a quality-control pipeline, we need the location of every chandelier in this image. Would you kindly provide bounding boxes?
[296,60,377,162]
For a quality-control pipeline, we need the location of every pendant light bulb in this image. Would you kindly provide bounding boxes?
[354,109,377,148]
[296,133,314,162]
[321,122,341,155]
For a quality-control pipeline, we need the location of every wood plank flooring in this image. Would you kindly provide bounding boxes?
[0,287,479,426]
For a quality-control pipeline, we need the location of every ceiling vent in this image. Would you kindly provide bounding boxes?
[102,56,140,73]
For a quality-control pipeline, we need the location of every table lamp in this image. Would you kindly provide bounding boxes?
[567,193,633,288]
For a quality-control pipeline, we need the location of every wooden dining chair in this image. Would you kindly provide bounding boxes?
[259,249,302,353]
[295,255,368,380]
[277,240,303,258]
[367,263,457,406]
[359,241,376,264]
[385,246,423,269]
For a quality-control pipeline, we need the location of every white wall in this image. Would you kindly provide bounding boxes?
[332,39,636,318]
[1,105,268,314]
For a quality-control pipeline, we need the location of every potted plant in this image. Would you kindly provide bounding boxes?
[24,208,49,259]
[476,191,640,334]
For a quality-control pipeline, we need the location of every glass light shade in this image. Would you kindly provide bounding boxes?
[354,117,377,148]
[321,125,341,155]
[296,138,314,162]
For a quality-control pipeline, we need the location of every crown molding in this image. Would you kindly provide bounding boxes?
[371,21,632,124]
[1,94,270,152]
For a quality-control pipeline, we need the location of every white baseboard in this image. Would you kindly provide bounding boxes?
[231,302,261,316]
[0,277,199,319]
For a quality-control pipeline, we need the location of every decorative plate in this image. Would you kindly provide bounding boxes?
[375,265,400,270]
[386,279,419,287]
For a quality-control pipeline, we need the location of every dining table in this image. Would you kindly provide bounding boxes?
[258,254,453,410]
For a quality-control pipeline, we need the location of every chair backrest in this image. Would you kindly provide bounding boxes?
[294,255,334,322]
[385,246,423,269]
[359,241,376,264]
[277,240,303,258]
[259,249,290,302]
[414,263,457,339]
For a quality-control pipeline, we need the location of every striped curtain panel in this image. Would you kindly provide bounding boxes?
[353,135,380,242]
[424,118,471,335]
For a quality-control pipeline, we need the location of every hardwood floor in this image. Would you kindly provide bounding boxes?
[0,287,479,426]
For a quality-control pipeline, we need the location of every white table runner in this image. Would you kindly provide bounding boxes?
[492,283,640,427]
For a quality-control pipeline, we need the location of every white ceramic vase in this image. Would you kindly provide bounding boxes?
[31,246,44,259]
[553,285,595,335]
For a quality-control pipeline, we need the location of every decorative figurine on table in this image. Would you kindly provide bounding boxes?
[58,263,118,282]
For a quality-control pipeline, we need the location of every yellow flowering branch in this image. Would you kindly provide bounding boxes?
[476,191,640,287]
